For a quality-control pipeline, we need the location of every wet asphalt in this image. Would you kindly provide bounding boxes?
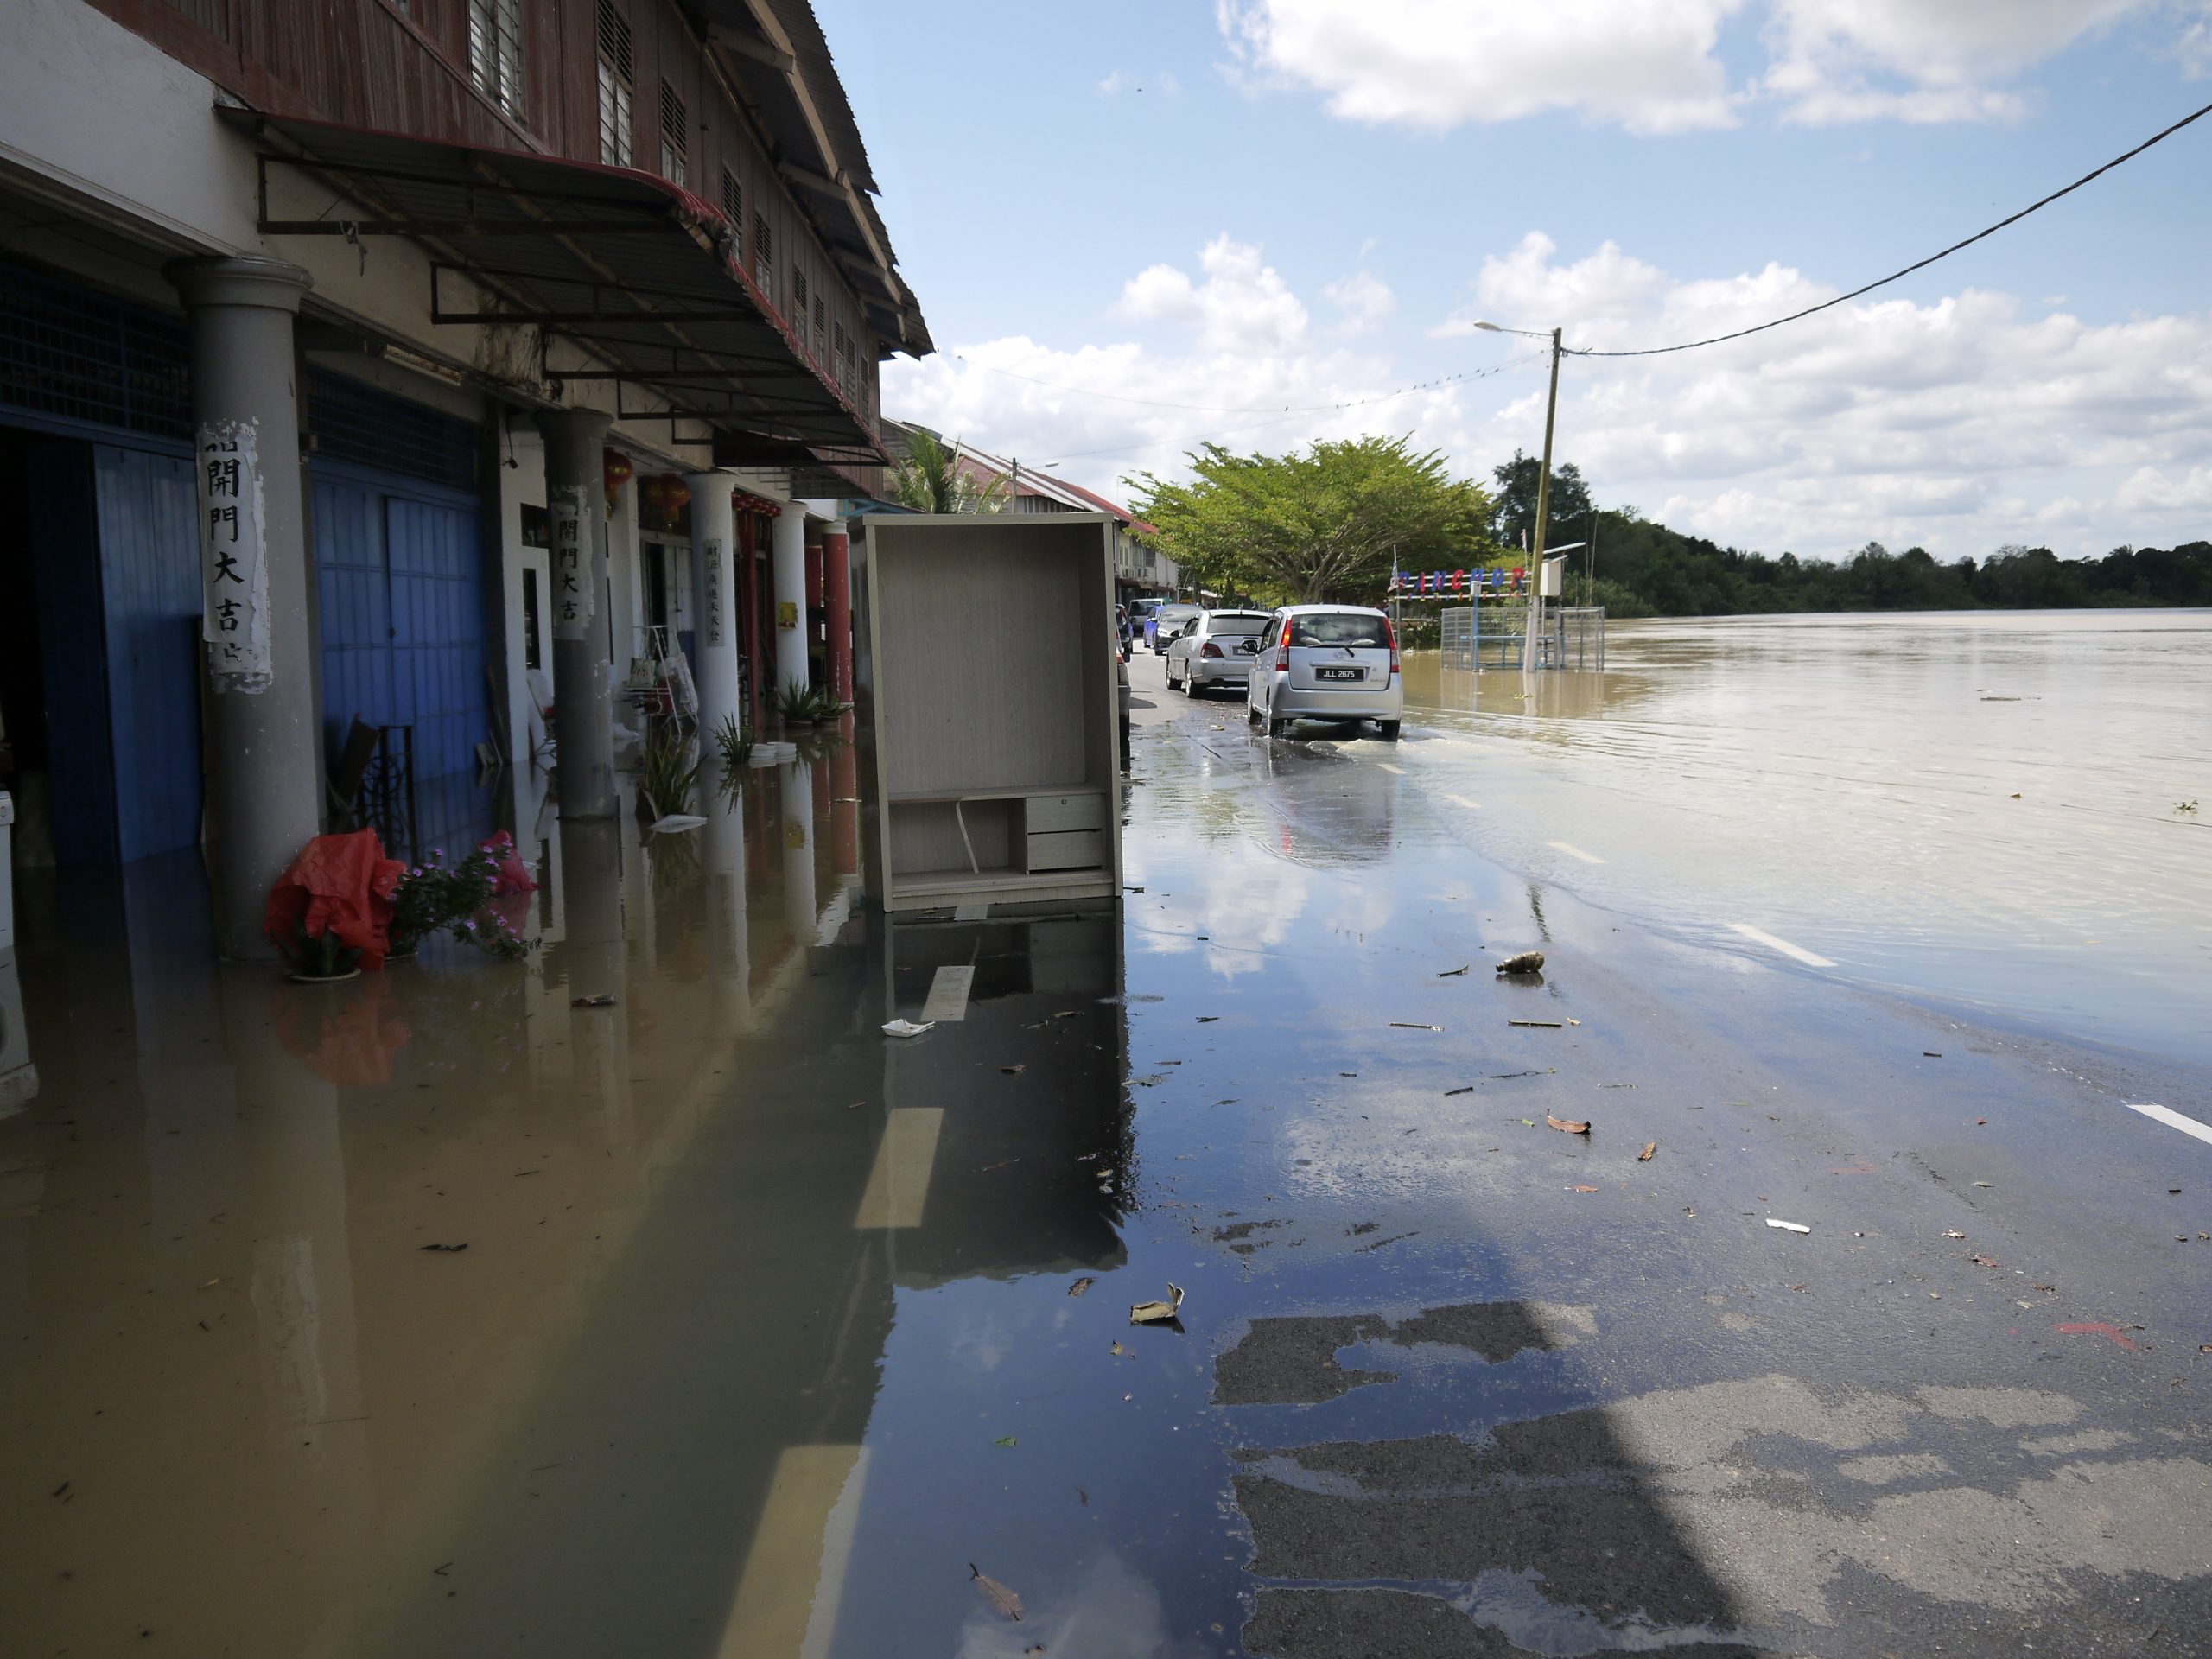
[3,658,2209,1657]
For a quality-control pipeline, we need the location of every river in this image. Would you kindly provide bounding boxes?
[1397,609,2212,1066]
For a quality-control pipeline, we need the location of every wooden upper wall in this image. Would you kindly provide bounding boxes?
[86,0,883,419]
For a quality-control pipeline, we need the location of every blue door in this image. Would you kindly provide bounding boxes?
[313,467,490,853]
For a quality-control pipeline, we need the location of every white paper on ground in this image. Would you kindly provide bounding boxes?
[881,1019,935,1039]
[1764,1218,1812,1234]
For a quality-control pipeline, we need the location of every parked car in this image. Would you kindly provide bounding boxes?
[1114,604,1133,662]
[1164,609,1273,696]
[1146,602,1201,652]
[1245,604,1403,740]
[1126,597,1163,647]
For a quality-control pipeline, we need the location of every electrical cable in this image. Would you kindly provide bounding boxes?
[1574,95,2212,359]
[954,347,1546,416]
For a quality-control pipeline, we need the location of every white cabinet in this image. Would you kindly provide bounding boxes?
[855,515,1123,912]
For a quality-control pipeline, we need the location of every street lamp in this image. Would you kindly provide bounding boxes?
[1473,320,1565,671]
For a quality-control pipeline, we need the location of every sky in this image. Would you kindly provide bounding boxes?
[813,0,2212,563]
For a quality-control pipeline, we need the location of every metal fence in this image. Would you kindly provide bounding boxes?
[1440,603,1605,671]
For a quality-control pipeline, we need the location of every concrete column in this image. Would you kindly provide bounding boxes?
[685,472,742,741]
[167,257,321,962]
[822,526,853,706]
[772,507,810,702]
[780,758,816,944]
[538,410,617,819]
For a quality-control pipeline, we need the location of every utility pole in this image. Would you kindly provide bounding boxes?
[1523,326,1562,673]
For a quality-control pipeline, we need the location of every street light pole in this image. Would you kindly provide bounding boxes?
[1525,327,1563,671]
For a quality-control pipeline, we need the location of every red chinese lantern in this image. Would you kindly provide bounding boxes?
[602,448,634,495]
[640,474,691,514]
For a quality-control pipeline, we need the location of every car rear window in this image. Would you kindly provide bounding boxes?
[1291,613,1386,647]
[1208,613,1268,636]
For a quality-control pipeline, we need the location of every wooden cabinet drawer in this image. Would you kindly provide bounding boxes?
[1025,791,1106,833]
[1024,829,1104,873]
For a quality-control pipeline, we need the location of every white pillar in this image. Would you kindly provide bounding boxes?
[780,758,816,944]
[167,256,322,961]
[772,506,810,702]
[685,472,742,739]
[538,410,617,818]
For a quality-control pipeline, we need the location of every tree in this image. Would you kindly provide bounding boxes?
[886,427,1010,514]
[1490,451,1593,554]
[1127,435,1496,604]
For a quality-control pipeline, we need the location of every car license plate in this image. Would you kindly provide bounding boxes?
[1317,666,1363,682]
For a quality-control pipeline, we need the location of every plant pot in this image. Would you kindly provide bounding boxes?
[386,942,418,961]
[287,967,363,985]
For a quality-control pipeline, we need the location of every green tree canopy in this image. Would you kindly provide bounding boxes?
[1127,435,1497,604]
[1490,450,1593,554]
[886,427,1010,514]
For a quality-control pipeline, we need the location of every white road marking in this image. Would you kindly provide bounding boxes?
[854,1108,944,1229]
[1728,923,1835,969]
[1376,762,1406,775]
[2125,1101,2212,1148]
[920,964,974,1023]
[1444,793,1483,810]
[1548,841,1604,864]
[717,1444,868,1659]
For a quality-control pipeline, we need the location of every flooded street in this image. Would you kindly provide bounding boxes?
[5,660,2211,1657]
[1401,610,2212,1065]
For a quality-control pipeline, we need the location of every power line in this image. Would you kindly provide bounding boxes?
[954,350,1541,416]
[1573,96,2212,359]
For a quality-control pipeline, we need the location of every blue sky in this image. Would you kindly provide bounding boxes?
[817,1,2212,561]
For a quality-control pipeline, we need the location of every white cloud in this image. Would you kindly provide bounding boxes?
[1323,269,1395,334]
[885,230,2212,563]
[1097,68,1182,96]
[1217,0,2185,130]
[1097,69,1130,95]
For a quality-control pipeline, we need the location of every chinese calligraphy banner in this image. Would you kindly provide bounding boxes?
[550,484,594,643]
[196,419,271,690]
[702,537,726,648]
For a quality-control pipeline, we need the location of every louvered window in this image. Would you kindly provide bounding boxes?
[658,82,687,188]
[721,168,742,227]
[596,0,633,168]
[812,293,826,357]
[467,0,524,118]
[752,212,772,299]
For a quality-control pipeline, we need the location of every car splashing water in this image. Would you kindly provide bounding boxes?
[1399,609,2212,1065]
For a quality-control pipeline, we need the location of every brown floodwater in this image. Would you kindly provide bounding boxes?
[1395,609,2212,1064]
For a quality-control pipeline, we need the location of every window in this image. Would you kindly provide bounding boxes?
[791,264,809,323]
[467,0,524,118]
[521,566,543,671]
[658,82,687,188]
[1290,613,1386,648]
[721,167,742,228]
[596,0,633,167]
[812,293,826,357]
[833,321,854,391]
[752,212,772,299]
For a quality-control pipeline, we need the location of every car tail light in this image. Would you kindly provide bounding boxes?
[1201,641,1223,658]
[1275,618,1293,671]
[1383,616,1401,676]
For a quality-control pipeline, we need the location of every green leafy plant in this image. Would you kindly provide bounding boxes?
[711,712,753,770]
[391,841,537,959]
[286,922,360,978]
[776,677,828,723]
[639,725,703,818]
[886,425,1010,514]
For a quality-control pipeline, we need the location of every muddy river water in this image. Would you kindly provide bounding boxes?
[1401,609,2212,1065]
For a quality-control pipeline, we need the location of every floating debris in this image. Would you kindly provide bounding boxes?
[1496,952,1545,975]
[1765,1219,1812,1235]
[1129,1284,1185,1325]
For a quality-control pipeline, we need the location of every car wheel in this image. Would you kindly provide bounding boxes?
[1268,713,1288,739]
[1377,720,1401,741]
[1246,699,1260,727]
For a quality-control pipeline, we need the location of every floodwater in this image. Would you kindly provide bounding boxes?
[4,681,2210,1658]
[1400,610,2212,1065]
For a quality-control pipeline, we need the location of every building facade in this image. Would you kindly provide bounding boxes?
[0,0,929,956]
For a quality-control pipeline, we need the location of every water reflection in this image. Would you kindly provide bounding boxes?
[0,739,1135,1657]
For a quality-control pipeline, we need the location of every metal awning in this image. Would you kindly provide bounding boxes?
[221,108,887,464]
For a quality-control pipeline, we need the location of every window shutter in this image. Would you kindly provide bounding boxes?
[658,82,687,187]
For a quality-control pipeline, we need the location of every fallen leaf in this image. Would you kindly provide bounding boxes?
[1520,1118,1536,1128]
[1110,1340,1127,1357]
[1971,1254,2000,1268]
[1129,1283,1185,1325]
[1765,1218,1812,1234]
[1638,1141,1657,1161]
[1569,1185,1599,1193]
[1001,1065,1026,1075]
[993,1436,1018,1447]
[1067,1277,1095,1298]
[1546,1114,1591,1136]
[1975,1117,1987,1126]
[970,1564,1023,1621]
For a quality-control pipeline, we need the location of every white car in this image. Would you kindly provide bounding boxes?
[1245,604,1403,741]
[1164,609,1272,696]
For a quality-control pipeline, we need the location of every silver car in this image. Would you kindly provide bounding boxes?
[1245,604,1403,740]
[1164,609,1272,696]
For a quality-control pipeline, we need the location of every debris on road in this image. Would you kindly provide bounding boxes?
[881,1019,935,1039]
[1639,1141,1658,1161]
[1129,1283,1185,1325]
[1438,964,1471,977]
[1569,1185,1599,1193]
[419,1243,468,1252]
[569,995,615,1008]
[1390,1021,1441,1031]
[2056,1322,2139,1351]
[1765,1219,1812,1234]
[1197,1015,1220,1023]
[993,1436,1018,1448]
[1067,1277,1095,1297]
[1510,1020,1565,1028]
[1445,1085,1476,1096]
[1547,1114,1591,1137]
[1944,1230,1967,1239]
[970,1564,1024,1621]
[1971,1254,2000,1268]
[1001,1065,1026,1075]
[1496,952,1545,975]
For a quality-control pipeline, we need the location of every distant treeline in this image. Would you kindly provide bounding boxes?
[1575,512,2212,618]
